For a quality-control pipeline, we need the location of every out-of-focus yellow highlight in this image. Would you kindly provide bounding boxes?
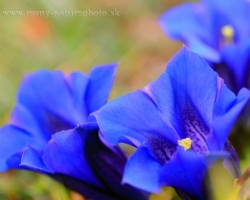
[221,25,234,44]
[178,138,192,150]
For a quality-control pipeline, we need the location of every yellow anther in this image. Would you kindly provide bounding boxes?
[221,25,234,40]
[178,138,192,150]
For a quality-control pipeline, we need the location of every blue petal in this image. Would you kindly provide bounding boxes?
[10,105,48,149]
[17,70,86,135]
[94,89,178,146]
[65,71,89,119]
[185,37,220,62]
[83,125,148,200]
[159,3,220,61]
[159,148,206,199]
[122,146,162,193]
[43,124,103,188]
[20,146,53,173]
[0,125,30,171]
[212,85,250,150]
[6,151,24,169]
[165,47,218,127]
[85,63,118,114]
[159,147,227,199]
[221,39,250,91]
[159,3,204,42]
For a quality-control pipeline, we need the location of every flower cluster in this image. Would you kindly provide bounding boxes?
[1,0,250,199]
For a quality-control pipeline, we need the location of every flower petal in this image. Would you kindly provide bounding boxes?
[159,148,206,199]
[10,104,48,149]
[0,125,30,171]
[16,70,86,137]
[94,89,177,146]
[84,126,148,200]
[221,39,250,91]
[65,71,89,118]
[212,85,250,150]
[85,63,118,114]
[159,3,220,61]
[159,147,227,199]
[167,47,218,127]
[159,3,204,43]
[122,146,162,193]
[43,123,103,188]
[20,146,53,173]
[186,36,220,62]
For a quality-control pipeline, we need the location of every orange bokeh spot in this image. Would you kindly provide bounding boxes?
[22,15,50,42]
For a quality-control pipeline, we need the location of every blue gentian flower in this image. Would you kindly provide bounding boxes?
[94,47,250,199]
[159,0,250,93]
[0,64,148,199]
[0,64,117,171]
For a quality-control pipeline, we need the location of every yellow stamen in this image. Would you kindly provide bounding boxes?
[221,25,234,44]
[178,138,192,150]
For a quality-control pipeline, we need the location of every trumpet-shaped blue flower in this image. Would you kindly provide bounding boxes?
[0,64,147,199]
[159,0,250,93]
[0,64,117,171]
[94,47,250,199]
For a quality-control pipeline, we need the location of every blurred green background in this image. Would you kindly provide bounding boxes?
[1,0,249,199]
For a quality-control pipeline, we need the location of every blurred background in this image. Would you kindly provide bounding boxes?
[2,0,249,199]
